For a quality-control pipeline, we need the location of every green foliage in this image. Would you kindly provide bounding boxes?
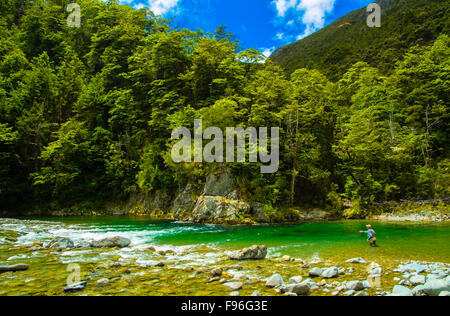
[0,0,448,215]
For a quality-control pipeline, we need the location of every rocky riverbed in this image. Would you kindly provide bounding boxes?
[1,218,449,296]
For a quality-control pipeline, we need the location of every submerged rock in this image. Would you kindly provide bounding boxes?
[322,267,339,279]
[281,283,310,296]
[265,274,285,288]
[90,236,131,248]
[0,264,29,273]
[46,237,75,249]
[391,285,413,296]
[345,258,367,264]
[308,267,323,277]
[228,245,267,260]
[410,275,426,286]
[346,281,365,291]
[64,281,87,293]
[289,276,303,284]
[223,282,243,291]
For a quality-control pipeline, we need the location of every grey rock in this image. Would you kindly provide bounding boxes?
[229,245,267,260]
[345,258,367,264]
[46,237,75,249]
[97,278,110,286]
[265,274,285,288]
[251,290,261,296]
[422,279,450,296]
[400,263,426,274]
[0,264,29,273]
[203,170,234,197]
[308,267,323,277]
[321,267,339,279]
[90,236,131,248]
[223,282,243,291]
[354,291,369,297]
[346,281,365,291]
[412,285,426,296]
[410,275,426,286]
[281,283,310,296]
[300,278,319,290]
[392,285,413,296]
[343,290,355,296]
[191,195,250,223]
[439,291,450,296]
[289,276,303,284]
[64,281,87,293]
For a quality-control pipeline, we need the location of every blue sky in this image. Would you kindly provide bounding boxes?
[120,0,374,57]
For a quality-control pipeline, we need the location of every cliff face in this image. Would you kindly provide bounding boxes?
[270,0,449,80]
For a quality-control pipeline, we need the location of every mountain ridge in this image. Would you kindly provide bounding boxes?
[270,0,450,80]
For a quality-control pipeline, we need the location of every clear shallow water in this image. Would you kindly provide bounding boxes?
[3,217,448,263]
[1,217,449,296]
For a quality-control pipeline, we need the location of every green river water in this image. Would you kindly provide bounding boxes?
[0,217,449,296]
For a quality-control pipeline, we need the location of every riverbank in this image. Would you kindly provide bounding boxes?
[0,217,449,296]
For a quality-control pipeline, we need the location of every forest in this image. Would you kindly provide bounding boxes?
[0,0,449,216]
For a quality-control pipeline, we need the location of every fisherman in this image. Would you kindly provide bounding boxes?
[360,224,377,247]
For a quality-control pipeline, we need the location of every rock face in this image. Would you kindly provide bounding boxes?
[228,245,267,260]
[190,196,250,223]
[265,274,285,288]
[173,184,199,220]
[90,236,131,248]
[46,237,75,249]
[203,170,234,197]
[0,264,29,273]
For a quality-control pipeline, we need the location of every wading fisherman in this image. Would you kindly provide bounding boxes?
[360,224,377,247]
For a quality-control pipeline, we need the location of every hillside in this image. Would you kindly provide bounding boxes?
[270,0,450,80]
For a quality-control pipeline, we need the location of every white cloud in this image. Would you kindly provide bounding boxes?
[145,0,180,15]
[273,0,298,17]
[272,0,335,41]
[296,0,335,39]
[260,47,276,59]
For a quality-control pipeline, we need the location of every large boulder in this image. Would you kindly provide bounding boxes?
[46,237,75,249]
[229,245,267,260]
[90,236,131,248]
[422,279,450,296]
[190,196,250,223]
[265,274,285,288]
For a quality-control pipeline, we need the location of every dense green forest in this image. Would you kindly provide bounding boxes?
[0,0,448,216]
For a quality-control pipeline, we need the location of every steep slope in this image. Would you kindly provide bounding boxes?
[270,0,450,80]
